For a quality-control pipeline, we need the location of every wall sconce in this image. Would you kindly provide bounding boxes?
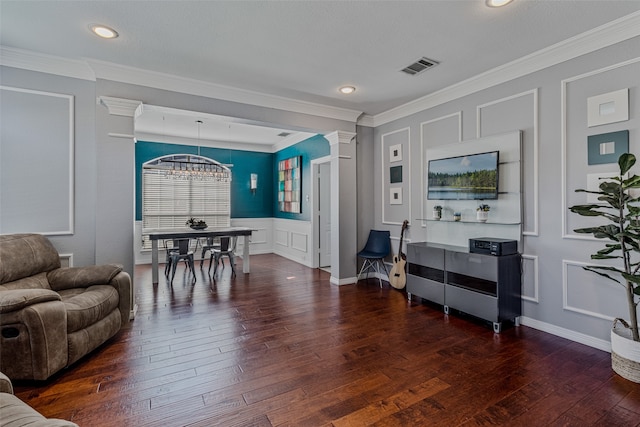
[250,173,258,193]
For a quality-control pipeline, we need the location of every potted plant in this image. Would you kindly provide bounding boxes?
[186,217,208,230]
[569,152,640,383]
[433,205,443,220]
[476,204,490,222]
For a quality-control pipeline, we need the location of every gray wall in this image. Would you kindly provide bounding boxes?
[373,36,640,348]
[1,67,98,267]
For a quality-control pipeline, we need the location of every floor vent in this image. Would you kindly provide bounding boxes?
[401,57,439,75]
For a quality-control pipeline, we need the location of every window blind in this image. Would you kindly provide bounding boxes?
[141,169,231,250]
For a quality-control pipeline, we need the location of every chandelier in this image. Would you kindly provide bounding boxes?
[145,154,232,182]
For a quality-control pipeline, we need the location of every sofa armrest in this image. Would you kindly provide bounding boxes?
[47,264,123,291]
[110,271,132,325]
[0,289,61,314]
[0,371,13,394]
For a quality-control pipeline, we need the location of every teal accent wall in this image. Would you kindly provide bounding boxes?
[273,134,330,221]
[135,141,273,220]
[135,134,328,222]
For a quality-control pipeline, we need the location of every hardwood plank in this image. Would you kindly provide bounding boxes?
[10,254,640,426]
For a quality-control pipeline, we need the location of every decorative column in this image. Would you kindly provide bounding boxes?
[325,130,357,285]
[96,96,142,319]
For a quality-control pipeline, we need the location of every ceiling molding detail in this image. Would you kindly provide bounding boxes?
[371,10,640,127]
[0,47,361,124]
[0,46,95,81]
[97,96,142,117]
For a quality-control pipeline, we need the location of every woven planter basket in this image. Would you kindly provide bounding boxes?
[611,319,640,383]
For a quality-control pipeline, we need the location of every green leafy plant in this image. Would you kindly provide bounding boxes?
[433,205,443,212]
[569,153,640,342]
[185,217,207,228]
[477,204,490,212]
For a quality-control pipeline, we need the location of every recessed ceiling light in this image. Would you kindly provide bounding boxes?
[339,86,356,94]
[90,24,119,39]
[486,0,514,7]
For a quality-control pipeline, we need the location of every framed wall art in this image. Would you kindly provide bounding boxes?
[389,143,402,162]
[278,155,302,213]
[587,130,629,165]
[587,88,629,127]
[390,187,403,205]
[390,165,403,183]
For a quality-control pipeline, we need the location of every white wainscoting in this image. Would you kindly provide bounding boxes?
[273,218,313,267]
[134,218,312,267]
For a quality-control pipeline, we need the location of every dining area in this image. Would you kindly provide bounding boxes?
[147,227,253,285]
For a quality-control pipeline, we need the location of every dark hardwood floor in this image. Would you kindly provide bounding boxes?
[13,254,640,426]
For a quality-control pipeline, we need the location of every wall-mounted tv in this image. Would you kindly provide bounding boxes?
[427,151,499,200]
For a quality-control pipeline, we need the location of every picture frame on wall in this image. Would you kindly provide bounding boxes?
[278,155,302,213]
[390,165,403,183]
[389,144,402,162]
[390,187,403,205]
[587,88,629,127]
[587,130,629,165]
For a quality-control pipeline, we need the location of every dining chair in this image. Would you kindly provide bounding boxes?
[208,236,237,277]
[165,238,196,283]
[199,236,222,269]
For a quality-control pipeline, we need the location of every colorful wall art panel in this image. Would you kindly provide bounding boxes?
[278,155,302,213]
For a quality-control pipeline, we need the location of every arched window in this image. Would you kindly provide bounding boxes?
[141,154,231,248]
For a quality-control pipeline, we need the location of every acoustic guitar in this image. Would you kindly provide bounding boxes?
[389,220,409,289]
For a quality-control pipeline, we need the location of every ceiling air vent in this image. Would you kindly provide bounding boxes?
[277,132,292,137]
[401,57,439,75]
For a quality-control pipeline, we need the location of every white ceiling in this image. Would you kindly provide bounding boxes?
[2,0,640,145]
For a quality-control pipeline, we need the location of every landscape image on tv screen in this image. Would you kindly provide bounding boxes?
[427,151,499,200]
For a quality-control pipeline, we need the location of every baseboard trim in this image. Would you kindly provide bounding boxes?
[520,316,611,353]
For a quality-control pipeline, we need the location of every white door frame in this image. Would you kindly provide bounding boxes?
[310,155,331,269]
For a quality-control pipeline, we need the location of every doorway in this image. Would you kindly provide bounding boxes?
[312,156,331,270]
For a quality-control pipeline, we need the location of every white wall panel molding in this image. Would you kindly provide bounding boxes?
[291,232,308,253]
[273,218,313,267]
[381,127,411,226]
[521,254,539,303]
[562,259,620,323]
[275,229,289,247]
[520,316,610,352]
[0,86,74,235]
[477,89,538,236]
[561,56,640,240]
[372,11,640,127]
[0,46,95,81]
[419,112,462,227]
[59,254,73,268]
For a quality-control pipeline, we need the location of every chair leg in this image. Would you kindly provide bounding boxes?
[171,258,177,283]
[229,254,236,277]
[188,256,196,281]
[358,259,374,282]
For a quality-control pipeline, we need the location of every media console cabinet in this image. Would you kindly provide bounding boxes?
[406,242,521,333]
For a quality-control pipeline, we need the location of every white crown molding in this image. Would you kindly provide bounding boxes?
[372,10,640,127]
[357,114,375,127]
[97,96,142,117]
[0,46,95,81]
[0,46,361,124]
[85,59,362,123]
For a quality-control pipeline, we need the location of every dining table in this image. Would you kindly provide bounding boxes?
[146,226,253,284]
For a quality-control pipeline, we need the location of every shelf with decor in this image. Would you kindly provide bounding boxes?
[418,218,521,225]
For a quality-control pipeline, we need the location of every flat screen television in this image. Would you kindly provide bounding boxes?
[427,151,499,200]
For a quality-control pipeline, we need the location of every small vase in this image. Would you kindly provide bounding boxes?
[453,212,461,222]
[477,211,488,222]
[433,210,441,220]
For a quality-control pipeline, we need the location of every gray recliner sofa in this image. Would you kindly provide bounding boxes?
[0,370,78,426]
[0,233,131,381]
